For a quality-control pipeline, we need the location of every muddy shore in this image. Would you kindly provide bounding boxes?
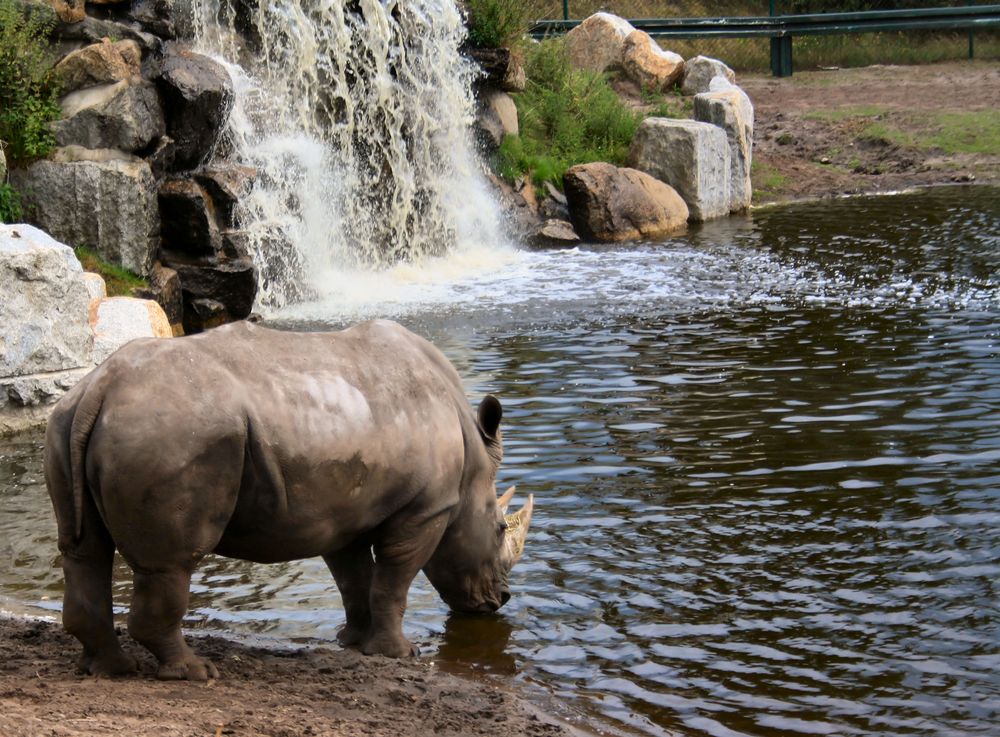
[0,615,574,737]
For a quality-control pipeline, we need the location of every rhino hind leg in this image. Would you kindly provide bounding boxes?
[324,540,375,647]
[127,567,219,681]
[62,496,137,678]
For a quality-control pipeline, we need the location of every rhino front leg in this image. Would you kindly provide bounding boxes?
[323,540,375,647]
[363,512,448,658]
[128,567,219,681]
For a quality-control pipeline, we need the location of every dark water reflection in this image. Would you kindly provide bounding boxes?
[2,187,998,736]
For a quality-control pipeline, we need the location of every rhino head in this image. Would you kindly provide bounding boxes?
[423,395,533,614]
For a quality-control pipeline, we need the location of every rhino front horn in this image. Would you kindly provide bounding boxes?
[501,493,534,571]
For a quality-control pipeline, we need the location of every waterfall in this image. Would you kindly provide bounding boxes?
[191,0,506,310]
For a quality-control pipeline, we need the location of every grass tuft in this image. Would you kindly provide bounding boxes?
[73,246,147,297]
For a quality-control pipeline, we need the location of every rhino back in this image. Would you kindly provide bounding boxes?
[83,320,474,564]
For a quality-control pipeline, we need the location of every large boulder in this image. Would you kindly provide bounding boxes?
[89,296,172,364]
[621,31,684,91]
[158,177,219,256]
[628,118,731,222]
[156,47,234,170]
[54,39,143,94]
[681,56,736,96]
[168,257,257,333]
[694,82,754,212]
[565,13,636,73]
[0,224,93,378]
[564,162,689,242]
[11,147,160,275]
[465,47,526,93]
[52,79,166,152]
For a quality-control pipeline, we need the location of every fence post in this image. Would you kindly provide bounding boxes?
[563,0,569,21]
[769,2,793,77]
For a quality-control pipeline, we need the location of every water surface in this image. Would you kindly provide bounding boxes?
[2,186,998,736]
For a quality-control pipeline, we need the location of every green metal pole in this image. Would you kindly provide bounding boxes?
[769,0,776,16]
[563,0,569,21]
[969,30,975,59]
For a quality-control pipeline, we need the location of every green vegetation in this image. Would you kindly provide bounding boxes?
[73,246,147,297]
[0,0,61,165]
[0,183,22,223]
[496,38,640,187]
[466,0,531,49]
[750,159,788,202]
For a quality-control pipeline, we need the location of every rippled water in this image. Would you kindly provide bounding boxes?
[2,187,998,736]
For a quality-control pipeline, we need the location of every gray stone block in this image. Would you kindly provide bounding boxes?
[695,84,754,212]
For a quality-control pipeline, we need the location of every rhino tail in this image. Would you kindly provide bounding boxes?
[67,378,107,543]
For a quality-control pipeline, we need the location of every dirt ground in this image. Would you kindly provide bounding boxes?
[0,616,572,737]
[739,61,1000,202]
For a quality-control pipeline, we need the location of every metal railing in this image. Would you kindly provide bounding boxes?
[529,5,1000,76]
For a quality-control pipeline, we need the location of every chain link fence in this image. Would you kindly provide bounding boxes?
[525,1,1000,72]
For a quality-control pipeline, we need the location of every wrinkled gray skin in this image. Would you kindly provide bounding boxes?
[44,320,525,681]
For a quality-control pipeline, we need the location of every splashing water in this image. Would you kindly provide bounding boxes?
[191,0,506,310]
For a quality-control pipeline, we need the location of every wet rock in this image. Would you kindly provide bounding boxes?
[145,135,176,179]
[11,147,159,274]
[127,0,179,39]
[681,56,736,96]
[0,224,93,378]
[565,13,636,73]
[694,84,754,212]
[628,118,730,221]
[53,79,165,152]
[158,177,219,256]
[183,297,229,333]
[475,91,518,151]
[529,219,580,249]
[53,16,162,54]
[133,262,183,333]
[621,31,684,91]
[465,47,526,93]
[193,165,256,228]
[89,296,172,364]
[155,46,234,170]
[54,39,143,94]
[169,257,257,333]
[564,162,689,242]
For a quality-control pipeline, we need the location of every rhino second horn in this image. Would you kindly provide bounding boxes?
[498,485,516,515]
[502,494,534,570]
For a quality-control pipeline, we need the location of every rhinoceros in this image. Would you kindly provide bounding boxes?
[44,319,533,680]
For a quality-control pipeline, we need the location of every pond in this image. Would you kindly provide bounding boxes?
[2,186,998,736]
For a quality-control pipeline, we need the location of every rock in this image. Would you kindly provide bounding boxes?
[563,162,689,242]
[628,118,731,222]
[184,297,229,333]
[169,257,257,333]
[565,12,636,73]
[193,165,256,228]
[621,31,684,91]
[81,272,107,302]
[465,47,526,93]
[158,177,219,257]
[0,224,93,378]
[156,47,234,170]
[54,16,162,54]
[89,296,171,364]
[475,91,518,150]
[145,135,176,179]
[133,262,183,333]
[0,146,6,182]
[127,0,179,39]
[54,39,143,94]
[53,79,165,152]
[539,182,569,220]
[11,147,159,274]
[681,56,736,96]
[530,219,580,249]
[694,84,754,212]
[50,0,85,23]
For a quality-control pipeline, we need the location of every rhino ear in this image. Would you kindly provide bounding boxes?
[477,395,503,441]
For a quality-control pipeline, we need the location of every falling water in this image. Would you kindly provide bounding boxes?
[191,0,506,310]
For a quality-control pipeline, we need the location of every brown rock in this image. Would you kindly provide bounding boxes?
[565,13,636,73]
[564,162,689,242]
[530,219,580,249]
[54,39,143,93]
[622,31,684,91]
[133,262,183,333]
[49,0,85,24]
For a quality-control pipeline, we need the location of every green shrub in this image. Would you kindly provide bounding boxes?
[73,246,148,297]
[0,0,61,165]
[500,38,640,188]
[0,183,22,223]
[466,0,531,49]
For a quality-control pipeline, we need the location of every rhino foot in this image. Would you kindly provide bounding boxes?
[78,650,138,678]
[336,624,367,648]
[361,633,419,658]
[156,654,219,681]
